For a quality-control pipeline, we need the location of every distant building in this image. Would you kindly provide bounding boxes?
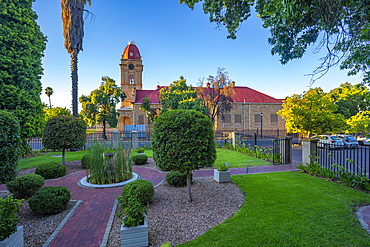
[117,42,286,136]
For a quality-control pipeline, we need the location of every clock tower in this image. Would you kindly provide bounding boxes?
[120,41,143,107]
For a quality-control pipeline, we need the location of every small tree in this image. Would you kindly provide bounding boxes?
[45,87,54,107]
[0,110,22,184]
[152,109,216,202]
[43,116,87,165]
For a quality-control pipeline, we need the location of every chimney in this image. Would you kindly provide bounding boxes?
[231,81,235,88]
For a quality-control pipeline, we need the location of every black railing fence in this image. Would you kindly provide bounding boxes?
[316,144,370,177]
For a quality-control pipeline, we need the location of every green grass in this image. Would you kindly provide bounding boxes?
[19,151,90,169]
[214,148,271,168]
[86,128,103,133]
[180,172,370,246]
[132,150,153,157]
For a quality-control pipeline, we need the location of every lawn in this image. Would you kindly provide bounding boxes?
[213,148,271,168]
[180,172,370,246]
[19,151,89,169]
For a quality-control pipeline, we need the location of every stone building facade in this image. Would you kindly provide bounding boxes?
[117,42,286,136]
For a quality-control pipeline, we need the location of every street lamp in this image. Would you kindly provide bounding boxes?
[260,112,263,138]
[148,111,151,140]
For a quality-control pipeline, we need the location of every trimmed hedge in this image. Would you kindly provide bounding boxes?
[0,110,22,184]
[81,153,93,169]
[121,179,154,205]
[35,162,66,179]
[132,154,148,165]
[28,186,71,215]
[6,174,44,199]
[166,170,193,187]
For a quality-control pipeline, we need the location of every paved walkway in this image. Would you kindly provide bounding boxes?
[1,164,370,246]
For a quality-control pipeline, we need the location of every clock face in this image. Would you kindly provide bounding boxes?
[128,64,135,70]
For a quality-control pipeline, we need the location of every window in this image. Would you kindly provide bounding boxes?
[129,76,134,84]
[234,114,242,127]
[223,114,231,128]
[130,52,133,56]
[138,115,144,125]
[254,114,261,125]
[270,114,278,127]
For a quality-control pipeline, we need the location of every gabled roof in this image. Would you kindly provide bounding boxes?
[134,86,282,104]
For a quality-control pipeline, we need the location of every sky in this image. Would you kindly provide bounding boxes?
[32,0,366,111]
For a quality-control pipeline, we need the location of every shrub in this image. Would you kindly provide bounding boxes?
[0,110,22,184]
[28,186,71,216]
[43,116,87,165]
[81,153,93,169]
[6,174,44,199]
[35,162,66,179]
[0,195,23,241]
[121,179,154,205]
[116,187,147,228]
[152,109,216,201]
[218,163,229,171]
[166,170,193,187]
[136,147,145,153]
[132,154,148,165]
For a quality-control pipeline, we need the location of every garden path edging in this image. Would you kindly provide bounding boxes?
[78,172,139,189]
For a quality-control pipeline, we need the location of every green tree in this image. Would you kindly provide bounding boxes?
[181,0,370,84]
[345,111,370,137]
[278,88,345,138]
[43,116,87,165]
[79,76,124,139]
[196,68,234,129]
[44,106,72,122]
[329,83,370,119]
[152,110,216,202]
[45,87,54,108]
[0,0,47,155]
[61,0,91,117]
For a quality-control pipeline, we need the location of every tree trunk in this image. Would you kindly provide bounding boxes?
[71,49,79,117]
[186,169,192,202]
[103,119,107,140]
[48,96,51,108]
[62,148,66,166]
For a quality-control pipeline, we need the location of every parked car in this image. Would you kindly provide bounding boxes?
[336,135,359,149]
[311,135,345,149]
[358,137,370,146]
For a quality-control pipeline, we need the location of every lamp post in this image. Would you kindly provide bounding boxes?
[260,112,263,138]
[148,111,151,140]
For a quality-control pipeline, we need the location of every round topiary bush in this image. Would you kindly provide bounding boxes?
[81,153,93,169]
[28,186,71,216]
[166,170,193,187]
[35,162,66,179]
[6,174,45,199]
[0,110,22,184]
[152,109,216,202]
[43,116,87,165]
[121,179,154,205]
[132,154,148,165]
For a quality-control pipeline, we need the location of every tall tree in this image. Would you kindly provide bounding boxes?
[79,76,125,139]
[45,87,54,107]
[0,0,47,155]
[329,82,370,119]
[61,0,91,117]
[345,111,370,137]
[278,88,345,138]
[196,67,234,129]
[181,0,370,84]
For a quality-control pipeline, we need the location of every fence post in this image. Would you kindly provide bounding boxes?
[131,131,138,150]
[280,136,293,164]
[112,131,119,149]
[231,131,240,149]
[302,138,318,165]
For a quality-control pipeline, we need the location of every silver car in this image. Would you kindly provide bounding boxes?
[336,135,359,149]
[358,137,370,146]
[312,135,345,149]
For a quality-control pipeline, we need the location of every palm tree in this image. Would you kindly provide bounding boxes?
[61,0,91,117]
[45,87,54,107]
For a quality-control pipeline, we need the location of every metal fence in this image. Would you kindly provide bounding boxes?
[316,144,370,176]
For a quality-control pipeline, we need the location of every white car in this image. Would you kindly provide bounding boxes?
[336,135,359,149]
[358,137,370,146]
[312,135,345,149]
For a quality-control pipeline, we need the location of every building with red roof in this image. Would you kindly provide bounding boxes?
[117,42,286,135]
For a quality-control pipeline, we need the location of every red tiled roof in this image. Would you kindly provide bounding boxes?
[134,86,282,104]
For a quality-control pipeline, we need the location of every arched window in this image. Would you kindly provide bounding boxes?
[129,76,135,85]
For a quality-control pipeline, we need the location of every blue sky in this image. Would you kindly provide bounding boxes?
[32,0,365,111]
